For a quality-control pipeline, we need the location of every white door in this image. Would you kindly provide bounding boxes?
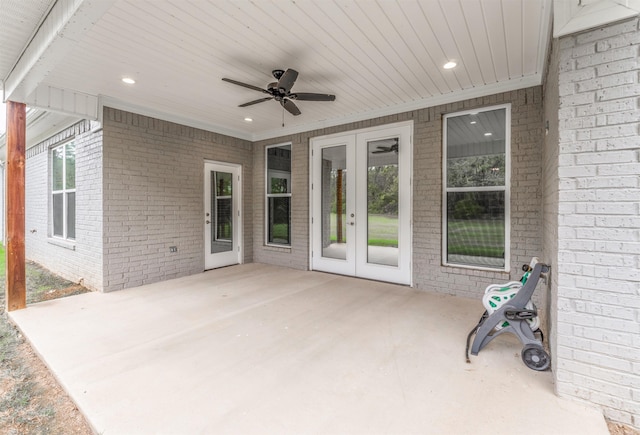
[311,122,412,285]
[204,162,242,269]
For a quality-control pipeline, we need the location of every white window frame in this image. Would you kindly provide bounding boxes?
[51,140,76,241]
[265,143,292,247]
[442,104,511,272]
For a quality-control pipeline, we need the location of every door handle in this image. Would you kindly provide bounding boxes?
[206,220,211,224]
[348,222,355,226]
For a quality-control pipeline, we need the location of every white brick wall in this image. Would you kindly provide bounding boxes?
[102,108,253,292]
[25,121,104,290]
[555,17,640,429]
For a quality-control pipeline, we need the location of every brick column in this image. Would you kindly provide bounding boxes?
[555,18,640,428]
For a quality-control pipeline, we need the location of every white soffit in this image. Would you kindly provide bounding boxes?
[3,0,554,142]
[3,0,116,101]
[554,0,640,37]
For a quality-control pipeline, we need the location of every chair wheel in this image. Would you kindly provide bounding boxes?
[521,344,550,371]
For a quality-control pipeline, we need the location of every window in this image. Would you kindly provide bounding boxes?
[266,144,292,246]
[52,141,76,240]
[443,105,510,270]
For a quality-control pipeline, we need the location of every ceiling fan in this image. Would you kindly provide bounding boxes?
[371,139,399,154]
[222,68,335,116]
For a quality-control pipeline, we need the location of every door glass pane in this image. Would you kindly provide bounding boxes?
[216,171,232,196]
[216,198,232,241]
[321,146,347,260]
[211,171,233,254]
[367,138,399,267]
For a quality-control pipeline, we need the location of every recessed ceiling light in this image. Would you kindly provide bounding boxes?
[484,132,493,136]
[470,121,477,125]
[443,61,457,70]
[244,117,253,122]
[122,77,136,84]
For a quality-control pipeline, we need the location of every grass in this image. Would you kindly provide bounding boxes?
[329,213,399,247]
[0,243,90,433]
[325,214,505,256]
[272,223,290,242]
[447,219,504,258]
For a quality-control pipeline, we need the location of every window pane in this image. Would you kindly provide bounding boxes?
[65,143,76,189]
[447,108,506,188]
[53,193,64,237]
[270,177,289,194]
[267,145,291,194]
[52,147,64,191]
[446,191,505,269]
[268,197,290,245]
[66,192,76,240]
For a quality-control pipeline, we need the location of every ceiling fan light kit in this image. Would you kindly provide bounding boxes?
[222,68,336,117]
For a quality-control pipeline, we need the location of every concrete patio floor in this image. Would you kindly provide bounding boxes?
[10,263,608,434]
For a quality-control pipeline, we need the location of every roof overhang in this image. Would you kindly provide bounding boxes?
[554,0,640,37]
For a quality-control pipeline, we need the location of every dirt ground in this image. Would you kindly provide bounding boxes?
[609,422,640,435]
[0,261,93,434]
[3,339,92,434]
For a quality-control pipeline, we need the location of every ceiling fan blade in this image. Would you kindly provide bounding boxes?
[291,93,335,101]
[222,78,267,93]
[281,99,301,116]
[277,69,298,93]
[238,97,273,107]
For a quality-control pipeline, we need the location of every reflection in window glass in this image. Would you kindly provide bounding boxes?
[367,138,399,267]
[66,192,76,240]
[446,109,506,188]
[216,198,232,241]
[266,145,292,246]
[53,193,64,237]
[65,143,76,189]
[268,197,290,245]
[52,147,64,191]
[321,146,347,260]
[216,172,232,197]
[210,171,233,253]
[446,191,505,268]
[444,107,508,269]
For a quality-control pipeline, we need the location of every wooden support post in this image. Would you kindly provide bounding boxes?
[5,101,26,312]
[336,169,343,243]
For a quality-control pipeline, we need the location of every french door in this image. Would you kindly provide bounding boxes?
[310,122,412,285]
[204,161,242,270]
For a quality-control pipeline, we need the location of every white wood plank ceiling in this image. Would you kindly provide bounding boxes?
[1,0,552,141]
[0,0,52,80]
